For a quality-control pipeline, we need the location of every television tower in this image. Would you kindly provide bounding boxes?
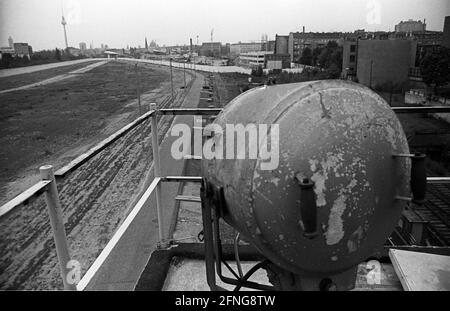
[61,8,69,49]
[210,29,214,55]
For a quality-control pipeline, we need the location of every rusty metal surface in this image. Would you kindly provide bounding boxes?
[202,80,411,276]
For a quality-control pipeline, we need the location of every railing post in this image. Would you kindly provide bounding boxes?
[150,103,167,248]
[184,62,187,89]
[39,165,76,290]
[170,58,174,99]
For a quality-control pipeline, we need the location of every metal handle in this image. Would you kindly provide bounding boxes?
[411,153,427,204]
[297,177,318,239]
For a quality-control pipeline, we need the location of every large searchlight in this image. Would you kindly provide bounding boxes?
[199,80,424,291]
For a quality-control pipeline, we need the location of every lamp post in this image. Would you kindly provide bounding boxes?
[183,61,186,89]
[170,58,174,98]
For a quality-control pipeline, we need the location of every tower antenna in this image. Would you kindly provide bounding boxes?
[61,1,69,49]
[210,29,214,56]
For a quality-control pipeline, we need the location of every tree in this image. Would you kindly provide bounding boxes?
[326,40,339,50]
[420,47,450,95]
[55,48,61,61]
[318,41,339,68]
[21,55,30,65]
[312,47,322,66]
[327,63,341,79]
[330,48,343,72]
[299,47,313,66]
[251,65,263,77]
[0,53,12,69]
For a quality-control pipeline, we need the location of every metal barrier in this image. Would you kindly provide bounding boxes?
[0,105,221,290]
[391,106,450,113]
[1,100,450,290]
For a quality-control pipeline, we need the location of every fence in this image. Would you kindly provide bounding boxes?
[132,58,252,75]
[406,89,449,106]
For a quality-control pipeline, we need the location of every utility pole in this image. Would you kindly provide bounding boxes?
[183,61,186,89]
[369,60,373,89]
[135,63,142,115]
[389,86,393,106]
[195,35,199,72]
[210,28,214,57]
[170,58,174,98]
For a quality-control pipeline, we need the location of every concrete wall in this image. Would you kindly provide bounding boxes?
[199,42,222,57]
[342,40,357,79]
[275,35,289,55]
[266,53,290,69]
[288,33,294,62]
[443,16,450,49]
[356,40,417,88]
[266,60,282,70]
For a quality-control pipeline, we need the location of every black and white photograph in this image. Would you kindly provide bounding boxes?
[0,0,449,301]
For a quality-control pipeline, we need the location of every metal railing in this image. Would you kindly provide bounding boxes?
[391,106,450,113]
[0,105,220,290]
[1,102,450,290]
[76,107,212,290]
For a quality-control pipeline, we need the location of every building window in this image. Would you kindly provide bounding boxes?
[350,45,356,53]
[349,55,355,63]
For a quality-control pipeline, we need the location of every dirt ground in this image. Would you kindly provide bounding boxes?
[0,60,100,91]
[0,61,176,205]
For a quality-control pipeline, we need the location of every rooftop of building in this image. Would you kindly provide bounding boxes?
[397,19,426,24]
[231,42,262,46]
[239,51,273,56]
[201,42,223,46]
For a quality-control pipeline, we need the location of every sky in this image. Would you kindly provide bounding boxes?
[0,0,449,51]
